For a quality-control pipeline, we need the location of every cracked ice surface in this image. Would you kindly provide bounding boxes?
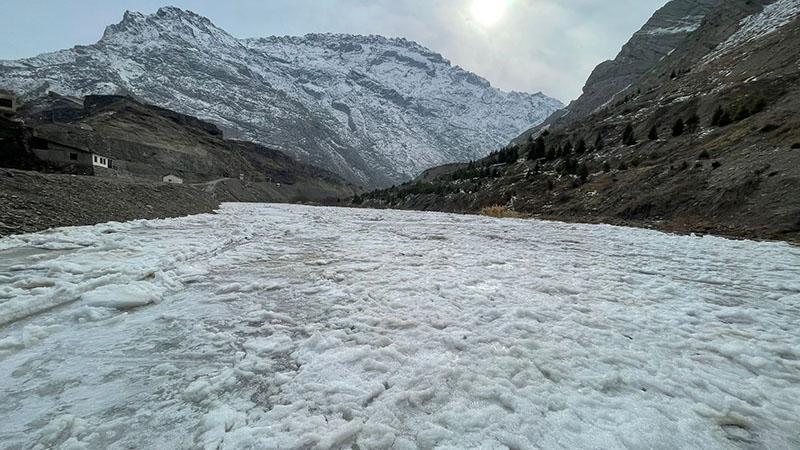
[1,204,799,449]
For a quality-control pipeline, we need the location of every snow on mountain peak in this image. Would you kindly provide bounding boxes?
[0,8,563,187]
[101,6,240,49]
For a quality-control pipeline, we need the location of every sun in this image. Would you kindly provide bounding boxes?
[470,0,509,28]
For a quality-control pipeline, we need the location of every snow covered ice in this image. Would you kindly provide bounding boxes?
[1,203,799,449]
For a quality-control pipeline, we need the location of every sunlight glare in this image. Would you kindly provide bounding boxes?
[470,0,509,28]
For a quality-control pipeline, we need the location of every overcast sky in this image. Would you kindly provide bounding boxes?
[1,0,668,102]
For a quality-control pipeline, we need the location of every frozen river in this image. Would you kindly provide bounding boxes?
[1,204,799,449]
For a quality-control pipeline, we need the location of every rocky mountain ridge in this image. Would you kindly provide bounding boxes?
[0,7,563,188]
[359,0,800,242]
[517,0,724,140]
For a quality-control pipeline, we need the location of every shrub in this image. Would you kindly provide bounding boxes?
[603,161,611,173]
[735,106,752,121]
[594,133,605,151]
[578,163,590,183]
[711,106,723,126]
[760,124,780,133]
[712,161,722,169]
[712,106,733,127]
[648,126,659,141]
[752,97,767,114]
[480,206,523,219]
[718,110,733,126]
[686,114,700,132]
[672,119,685,136]
[698,150,711,160]
[792,143,800,149]
[575,138,587,155]
[618,162,629,171]
[561,157,578,175]
[622,123,637,146]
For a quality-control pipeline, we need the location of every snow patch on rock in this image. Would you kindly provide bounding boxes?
[706,0,800,61]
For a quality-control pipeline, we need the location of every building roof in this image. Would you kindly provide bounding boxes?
[30,136,95,155]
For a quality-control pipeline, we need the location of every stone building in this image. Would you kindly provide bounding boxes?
[0,90,17,118]
[30,137,112,175]
[162,174,183,184]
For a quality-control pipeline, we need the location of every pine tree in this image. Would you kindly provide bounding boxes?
[735,105,751,121]
[648,126,659,141]
[578,163,589,183]
[566,157,578,175]
[528,136,546,160]
[562,140,573,156]
[603,161,611,173]
[575,138,587,155]
[672,118,685,137]
[622,123,637,146]
[686,114,700,132]
[711,106,724,126]
[718,110,733,127]
[595,133,605,151]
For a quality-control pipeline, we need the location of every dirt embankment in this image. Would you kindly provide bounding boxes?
[0,169,220,236]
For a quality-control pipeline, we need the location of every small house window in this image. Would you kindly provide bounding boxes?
[70,153,78,161]
[94,156,98,162]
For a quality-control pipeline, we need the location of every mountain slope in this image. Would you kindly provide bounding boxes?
[516,0,724,140]
[19,93,356,203]
[359,0,800,242]
[0,7,563,188]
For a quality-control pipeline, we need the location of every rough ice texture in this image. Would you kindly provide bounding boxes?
[0,7,563,188]
[0,204,799,448]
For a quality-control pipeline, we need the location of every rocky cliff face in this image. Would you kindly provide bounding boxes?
[360,0,800,242]
[0,7,562,188]
[518,0,724,139]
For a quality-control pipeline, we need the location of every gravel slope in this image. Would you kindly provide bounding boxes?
[0,169,219,236]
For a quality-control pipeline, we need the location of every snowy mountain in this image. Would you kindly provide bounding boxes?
[360,0,800,241]
[0,7,563,187]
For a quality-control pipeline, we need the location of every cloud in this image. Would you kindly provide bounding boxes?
[0,0,668,102]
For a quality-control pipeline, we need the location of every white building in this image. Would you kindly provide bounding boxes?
[163,174,183,184]
[92,154,110,168]
[0,89,16,118]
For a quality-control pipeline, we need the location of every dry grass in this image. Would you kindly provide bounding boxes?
[479,205,523,219]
